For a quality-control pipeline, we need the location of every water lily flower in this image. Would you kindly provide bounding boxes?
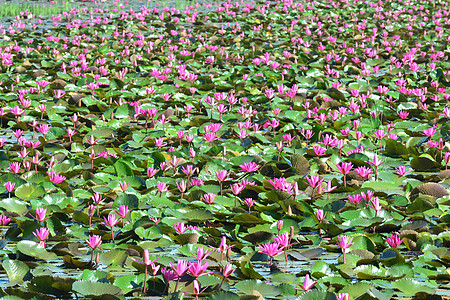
[4,181,15,198]
[239,162,260,173]
[170,259,189,292]
[258,242,283,265]
[273,233,294,264]
[161,267,178,293]
[9,162,21,174]
[314,209,326,222]
[119,181,129,192]
[369,197,384,215]
[354,166,372,182]
[33,227,50,248]
[337,292,349,300]
[103,214,120,242]
[215,170,229,196]
[188,260,210,278]
[32,208,51,223]
[114,205,130,227]
[47,170,66,184]
[156,182,169,195]
[86,235,102,265]
[185,279,209,300]
[398,110,409,120]
[217,263,236,291]
[36,124,51,135]
[386,233,404,248]
[92,192,103,217]
[201,193,216,204]
[346,194,363,206]
[368,153,383,180]
[0,215,11,226]
[170,259,189,278]
[231,183,244,207]
[337,235,354,263]
[312,145,327,156]
[173,222,189,234]
[294,274,316,291]
[147,167,158,178]
[195,246,212,261]
[336,162,353,187]
[131,249,160,294]
[244,198,255,212]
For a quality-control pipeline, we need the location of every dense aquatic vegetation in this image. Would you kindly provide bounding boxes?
[0,0,449,298]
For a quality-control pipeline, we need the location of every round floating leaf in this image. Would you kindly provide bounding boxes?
[271,272,297,283]
[173,232,198,245]
[391,278,435,295]
[15,183,45,200]
[17,241,57,261]
[29,275,74,296]
[339,282,373,298]
[411,183,448,200]
[72,280,122,296]
[387,263,414,279]
[354,265,387,279]
[135,226,162,240]
[234,280,281,298]
[243,231,274,244]
[290,154,310,176]
[311,261,332,278]
[113,274,144,294]
[113,194,139,209]
[361,181,403,195]
[88,127,114,139]
[298,248,325,259]
[2,259,31,284]
[231,214,268,224]
[100,249,128,267]
[296,290,337,300]
[379,248,405,267]
[0,198,28,216]
[410,156,439,171]
[349,236,376,253]
[183,209,214,222]
[114,161,134,178]
[207,291,240,300]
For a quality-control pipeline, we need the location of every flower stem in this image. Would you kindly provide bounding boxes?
[143,266,148,294]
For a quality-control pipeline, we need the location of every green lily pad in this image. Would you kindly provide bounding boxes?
[17,241,57,261]
[391,278,435,295]
[207,291,240,300]
[0,198,28,216]
[234,280,281,298]
[72,280,122,296]
[100,249,128,267]
[296,290,337,300]
[15,183,45,200]
[2,259,31,284]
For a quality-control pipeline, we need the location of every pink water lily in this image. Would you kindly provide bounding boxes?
[33,227,50,248]
[258,241,283,265]
[294,274,316,292]
[86,235,102,265]
[4,181,15,198]
[188,260,210,278]
[215,170,229,196]
[336,162,353,187]
[337,235,355,264]
[386,233,404,248]
[131,249,160,294]
[103,214,120,242]
[114,205,130,227]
